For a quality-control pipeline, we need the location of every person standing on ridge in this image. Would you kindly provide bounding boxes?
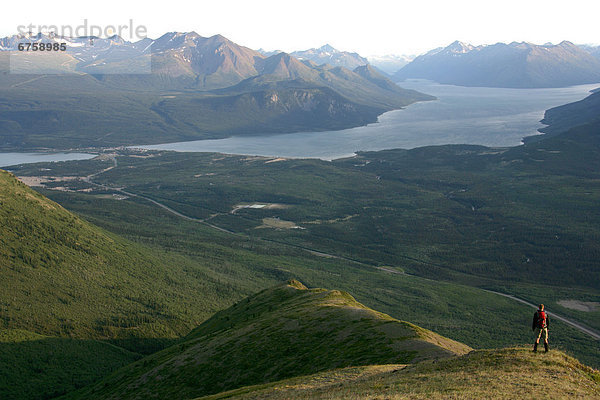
[532,304,550,352]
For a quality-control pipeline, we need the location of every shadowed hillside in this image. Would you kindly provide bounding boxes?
[0,329,140,400]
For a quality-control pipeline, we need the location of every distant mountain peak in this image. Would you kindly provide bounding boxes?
[107,34,126,44]
[270,52,293,62]
[557,40,578,49]
[445,40,474,53]
[207,33,228,42]
[180,31,200,37]
[319,43,337,52]
[256,48,281,56]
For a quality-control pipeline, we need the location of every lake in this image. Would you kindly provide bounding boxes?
[1,81,598,165]
[0,152,96,168]
[139,80,600,160]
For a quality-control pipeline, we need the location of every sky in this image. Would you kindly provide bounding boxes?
[1,0,599,56]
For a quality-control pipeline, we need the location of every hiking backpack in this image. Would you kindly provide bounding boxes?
[537,310,547,328]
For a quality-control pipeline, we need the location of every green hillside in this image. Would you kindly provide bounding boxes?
[200,348,600,399]
[0,168,223,342]
[66,280,471,399]
[9,165,578,399]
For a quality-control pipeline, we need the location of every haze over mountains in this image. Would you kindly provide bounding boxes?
[581,44,600,60]
[367,54,414,74]
[0,32,389,90]
[394,40,600,88]
[261,45,414,75]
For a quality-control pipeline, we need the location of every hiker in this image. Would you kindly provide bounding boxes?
[532,304,550,352]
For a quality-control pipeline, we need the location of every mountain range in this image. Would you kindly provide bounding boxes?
[394,40,600,88]
[271,45,414,76]
[0,33,393,91]
[0,32,432,150]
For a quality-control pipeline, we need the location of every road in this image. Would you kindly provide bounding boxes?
[10,75,48,88]
[83,155,248,235]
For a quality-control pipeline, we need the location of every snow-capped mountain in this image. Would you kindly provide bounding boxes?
[291,44,368,70]
[394,40,600,88]
[0,30,431,109]
[0,33,152,74]
[367,54,415,75]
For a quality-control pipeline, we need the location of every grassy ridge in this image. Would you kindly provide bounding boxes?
[199,348,600,399]
[64,281,470,400]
